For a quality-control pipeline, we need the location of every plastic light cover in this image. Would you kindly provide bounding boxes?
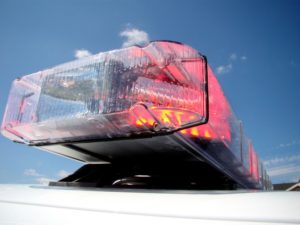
[1,41,207,145]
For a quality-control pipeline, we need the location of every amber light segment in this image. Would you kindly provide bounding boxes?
[133,108,200,129]
[180,124,216,139]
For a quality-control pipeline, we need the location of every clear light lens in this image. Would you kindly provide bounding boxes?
[1,41,207,144]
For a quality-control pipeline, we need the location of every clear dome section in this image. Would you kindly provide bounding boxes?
[1,41,207,144]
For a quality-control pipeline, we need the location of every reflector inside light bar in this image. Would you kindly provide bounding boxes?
[1,41,207,144]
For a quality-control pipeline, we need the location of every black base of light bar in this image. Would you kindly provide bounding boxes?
[50,161,238,190]
[43,132,260,190]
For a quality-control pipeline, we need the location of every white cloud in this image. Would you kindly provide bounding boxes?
[241,56,247,61]
[263,154,300,167]
[24,169,42,177]
[216,63,232,75]
[267,139,300,151]
[24,168,53,185]
[23,168,62,185]
[268,164,300,177]
[120,28,149,48]
[278,139,300,149]
[263,154,300,182]
[291,176,300,183]
[57,170,70,178]
[215,53,248,75]
[229,53,237,61]
[36,177,53,185]
[74,49,92,59]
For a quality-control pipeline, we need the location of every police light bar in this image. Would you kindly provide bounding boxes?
[1,41,207,145]
[1,41,272,190]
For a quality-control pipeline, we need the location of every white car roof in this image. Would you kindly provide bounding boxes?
[0,185,299,225]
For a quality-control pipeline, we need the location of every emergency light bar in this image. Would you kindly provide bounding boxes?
[1,41,272,190]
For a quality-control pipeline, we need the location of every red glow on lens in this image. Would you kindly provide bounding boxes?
[178,67,232,142]
[249,143,259,181]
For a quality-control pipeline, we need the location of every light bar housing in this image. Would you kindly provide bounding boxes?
[1,41,207,145]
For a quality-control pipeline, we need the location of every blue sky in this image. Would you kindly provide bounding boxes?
[0,0,300,184]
